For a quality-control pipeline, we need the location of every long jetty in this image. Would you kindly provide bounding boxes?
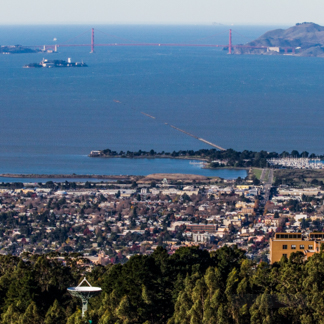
[169,125,225,151]
[114,100,226,151]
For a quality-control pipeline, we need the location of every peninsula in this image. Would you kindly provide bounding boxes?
[0,45,42,54]
[235,22,324,57]
[89,148,322,169]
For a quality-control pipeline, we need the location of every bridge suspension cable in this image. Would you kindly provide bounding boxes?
[59,30,90,45]
[95,28,139,43]
[185,29,229,44]
[231,29,254,43]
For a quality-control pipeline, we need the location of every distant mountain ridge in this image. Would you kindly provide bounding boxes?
[236,22,324,56]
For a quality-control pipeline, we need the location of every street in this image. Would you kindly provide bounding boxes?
[261,168,274,204]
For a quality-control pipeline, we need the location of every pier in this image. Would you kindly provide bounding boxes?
[169,125,225,151]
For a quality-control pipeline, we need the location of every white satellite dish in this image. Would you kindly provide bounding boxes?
[67,277,102,318]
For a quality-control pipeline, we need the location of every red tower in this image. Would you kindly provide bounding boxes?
[90,28,94,53]
[229,29,232,54]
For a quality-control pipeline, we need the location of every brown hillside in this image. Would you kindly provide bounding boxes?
[235,22,324,56]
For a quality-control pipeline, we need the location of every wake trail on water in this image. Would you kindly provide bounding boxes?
[113,100,226,151]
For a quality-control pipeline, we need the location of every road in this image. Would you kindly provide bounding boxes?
[260,169,267,182]
[261,169,274,204]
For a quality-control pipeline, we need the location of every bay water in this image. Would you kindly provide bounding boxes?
[0,25,323,180]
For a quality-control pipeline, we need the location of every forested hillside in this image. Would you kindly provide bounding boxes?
[0,246,324,323]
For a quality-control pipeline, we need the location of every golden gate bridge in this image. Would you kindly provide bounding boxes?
[23,28,295,54]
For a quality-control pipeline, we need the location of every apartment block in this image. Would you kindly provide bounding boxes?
[270,232,324,263]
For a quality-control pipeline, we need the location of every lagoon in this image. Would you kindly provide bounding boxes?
[0,156,247,182]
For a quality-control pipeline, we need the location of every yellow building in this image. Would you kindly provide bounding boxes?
[236,185,250,190]
[270,232,324,264]
[14,189,35,195]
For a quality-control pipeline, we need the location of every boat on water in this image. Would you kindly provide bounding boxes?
[23,58,87,68]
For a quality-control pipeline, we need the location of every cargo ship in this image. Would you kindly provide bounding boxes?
[23,58,87,68]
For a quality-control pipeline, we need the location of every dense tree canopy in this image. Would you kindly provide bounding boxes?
[99,148,321,168]
[0,246,324,323]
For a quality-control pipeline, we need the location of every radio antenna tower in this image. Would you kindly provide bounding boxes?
[67,277,102,318]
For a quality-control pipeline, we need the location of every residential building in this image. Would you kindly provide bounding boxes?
[270,232,324,264]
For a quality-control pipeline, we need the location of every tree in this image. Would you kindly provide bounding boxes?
[253,177,260,185]
[250,290,277,324]
[170,267,227,324]
[236,177,243,184]
[9,243,324,323]
[1,304,20,324]
[66,312,83,324]
[116,295,132,322]
[291,150,300,158]
[44,300,66,324]
[301,218,308,229]
[18,302,42,324]
[181,193,191,202]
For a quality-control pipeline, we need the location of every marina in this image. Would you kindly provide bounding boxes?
[267,157,323,169]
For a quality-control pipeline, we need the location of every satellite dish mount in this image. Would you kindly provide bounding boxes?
[67,277,102,318]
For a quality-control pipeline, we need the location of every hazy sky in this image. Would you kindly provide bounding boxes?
[2,0,324,25]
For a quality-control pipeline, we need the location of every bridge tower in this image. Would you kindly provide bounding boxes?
[228,29,232,54]
[90,28,94,53]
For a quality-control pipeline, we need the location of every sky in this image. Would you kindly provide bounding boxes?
[1,0,324,25]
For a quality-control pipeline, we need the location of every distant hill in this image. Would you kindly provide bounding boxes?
[0,45,39,54]
[235,22,324,56]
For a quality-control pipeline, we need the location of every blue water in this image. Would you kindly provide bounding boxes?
[0,157,247,182]
[0,24,323,178]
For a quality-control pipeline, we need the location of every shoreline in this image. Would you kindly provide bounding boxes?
[0,174,135,180]
[203,166,249,171]
[0,169,248,181]
[89,155,208,162]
